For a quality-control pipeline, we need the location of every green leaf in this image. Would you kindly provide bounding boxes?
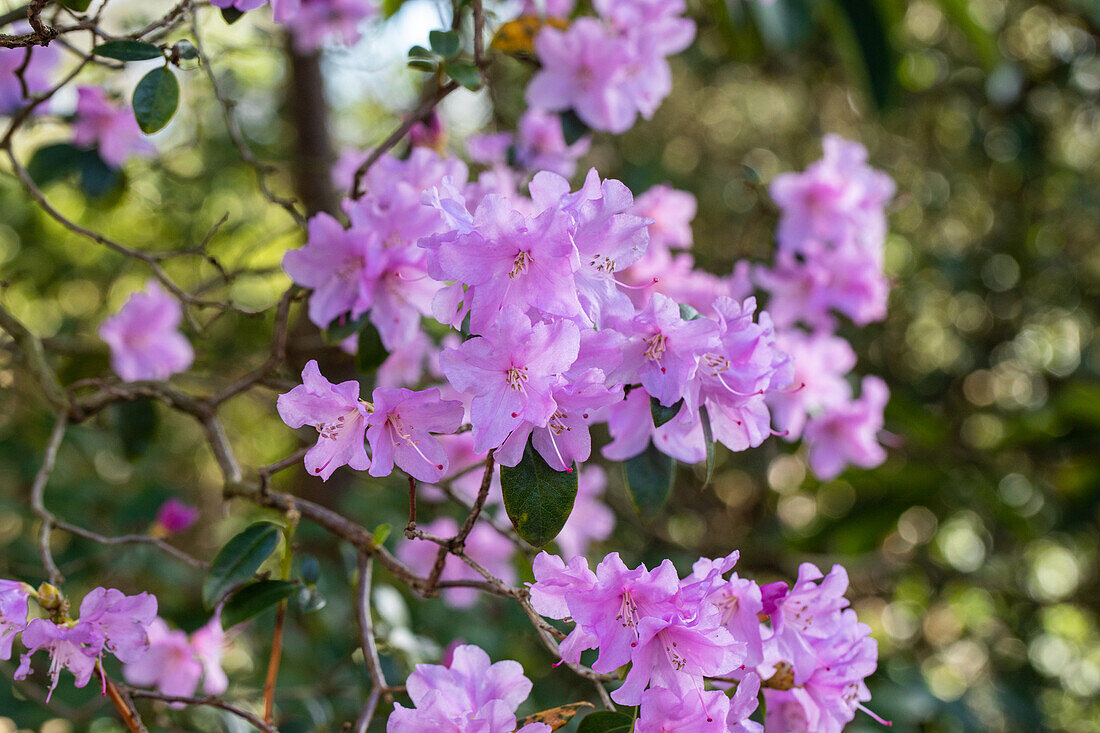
[221,580,297,628]
[114,398,157,459]
[700,403,716,488]
[203,522,281,608]
[408,44,433,59]
[357,321,388,373]
[429,30,461,60]
[92,40,163,61]
[27,143,83,188]
[623,441,675,521]
[221,6,245,24]
[408,58,437,72]
[650,396,684,428]
[679,302,704,320]
[78,149,122,198]
[372,523,391,547]
[58,0,92,12]
[500,437,578,547]
[576,711,634,733]
[324,311,368,343]
[132,67,179,134]
[831,0,897,110]
[560,109,589,146]
[383,0,407,17]
[445,60,481,91]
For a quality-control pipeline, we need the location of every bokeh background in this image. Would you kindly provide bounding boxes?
[0,0,1098,730]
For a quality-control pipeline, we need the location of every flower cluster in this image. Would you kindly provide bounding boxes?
[209,0,378,51]
[530,551,885,732]
[388,643,550,732]
[99,280,194,382]
[756,135,896,480]
[121,615,228,700]
[524,0,695,134]
[1,581,157,700]
[72,87,156,169]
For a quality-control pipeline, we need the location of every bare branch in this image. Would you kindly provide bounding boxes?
[29,413,67,586]
[353,554,388,733]
[123,686,277,732]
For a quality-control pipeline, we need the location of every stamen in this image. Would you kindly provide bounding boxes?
[544,429,572,473]
[614,276,660,291]
[858,704,893,727]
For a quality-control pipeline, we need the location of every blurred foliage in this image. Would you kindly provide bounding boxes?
[0,0,1098,731]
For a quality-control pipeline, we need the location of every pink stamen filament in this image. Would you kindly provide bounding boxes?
[614,276,660,291]
[858,704,893,727]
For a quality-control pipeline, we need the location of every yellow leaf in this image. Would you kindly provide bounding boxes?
[516,701,595,730]
[490,16,570,61]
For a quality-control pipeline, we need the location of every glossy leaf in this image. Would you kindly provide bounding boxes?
[429,30,461,60]
[203,522,281,608]
[92,40,163,61]
[500,438,578,547]
[623,441,675,521]
[651,395,684,428]
[445,60,481,91]
[221,580,297,628]
[357,322,388,373]
[832,0,897,110]
[324,311,368,343]
[560,109,589,146]
[58,0,92,12]
[27,143,83,187]
[576,711,633,733]
[132,67,179,134]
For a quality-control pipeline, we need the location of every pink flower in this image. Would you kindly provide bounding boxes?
[803,375,889,480]
[99,281,194,382]
[209,0,268,12]
[388,643,551,732]
[421,192,582,333]
[515,109,590,178]
[439,308,579,453]
[635,686,730,733]
[0,580,32,660]
[767,329,857,440]
[153,498,199,535]
[397,518,516,608]
[122,614,227,698]
[365,387,464,482]
[605,293,718,407]
[15,620,99,699]
[72,87,155,168]
[277,360,371,480]
[631,184,697,255]
[526,19,637,133]
[600,386,706,464]
[0,36,58,114]
[273,0,378,51]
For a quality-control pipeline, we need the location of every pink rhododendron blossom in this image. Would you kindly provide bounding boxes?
[0,580,31,660]
[122,614,227,699]
[635,686,730,733]
[15,620,99,698]
[0,37,58,115]
[631,183,697,255]
[515,109,590,178]
[439,308,580,453]
[277,360,371,480]
[397,518,516,608]
[209,0,267,12]
[365,387,464,482]
[72,87,155,168]
[803,375,889,480]
[153,498,199,535]
[388,643,550,732]
[99,281,194,382]
[273,0,378,51]
[767,329,857,440]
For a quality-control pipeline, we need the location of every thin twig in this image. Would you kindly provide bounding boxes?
[103,673,149,733]
[29,413,67,585]
[353,554,388,733]
[124,687,277,732]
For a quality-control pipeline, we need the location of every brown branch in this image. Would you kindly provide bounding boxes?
[103,674,148,733]
[29,413,67,585]
[262,603,286,725]
[353,554,388,733]
[123,686,277,732]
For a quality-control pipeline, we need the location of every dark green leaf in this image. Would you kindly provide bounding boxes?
[324,311,368,343]
[700,403,716,488]
[408,58,437,72]
[221,6,245,24]
[27,143,83,188]
[445,60,481,91]
[576,711,633,733]
[500,438,578,547]
[203,522,281,608]
[132,67,179,134]
[408,44,433,59]
[221,580,297,628]
[357,321,388,373]
[78,149,121,198]
[832,0,897,110]
[372,523,391,547]
[174,40,199,61]
[679,302,704,320]
[92,40,163,61]
[58,0,92,12]
[429,30,461,60]
[623,441,675,521]
[114,398,158,459]
[651,396,684,428]
[560,109,589,146]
